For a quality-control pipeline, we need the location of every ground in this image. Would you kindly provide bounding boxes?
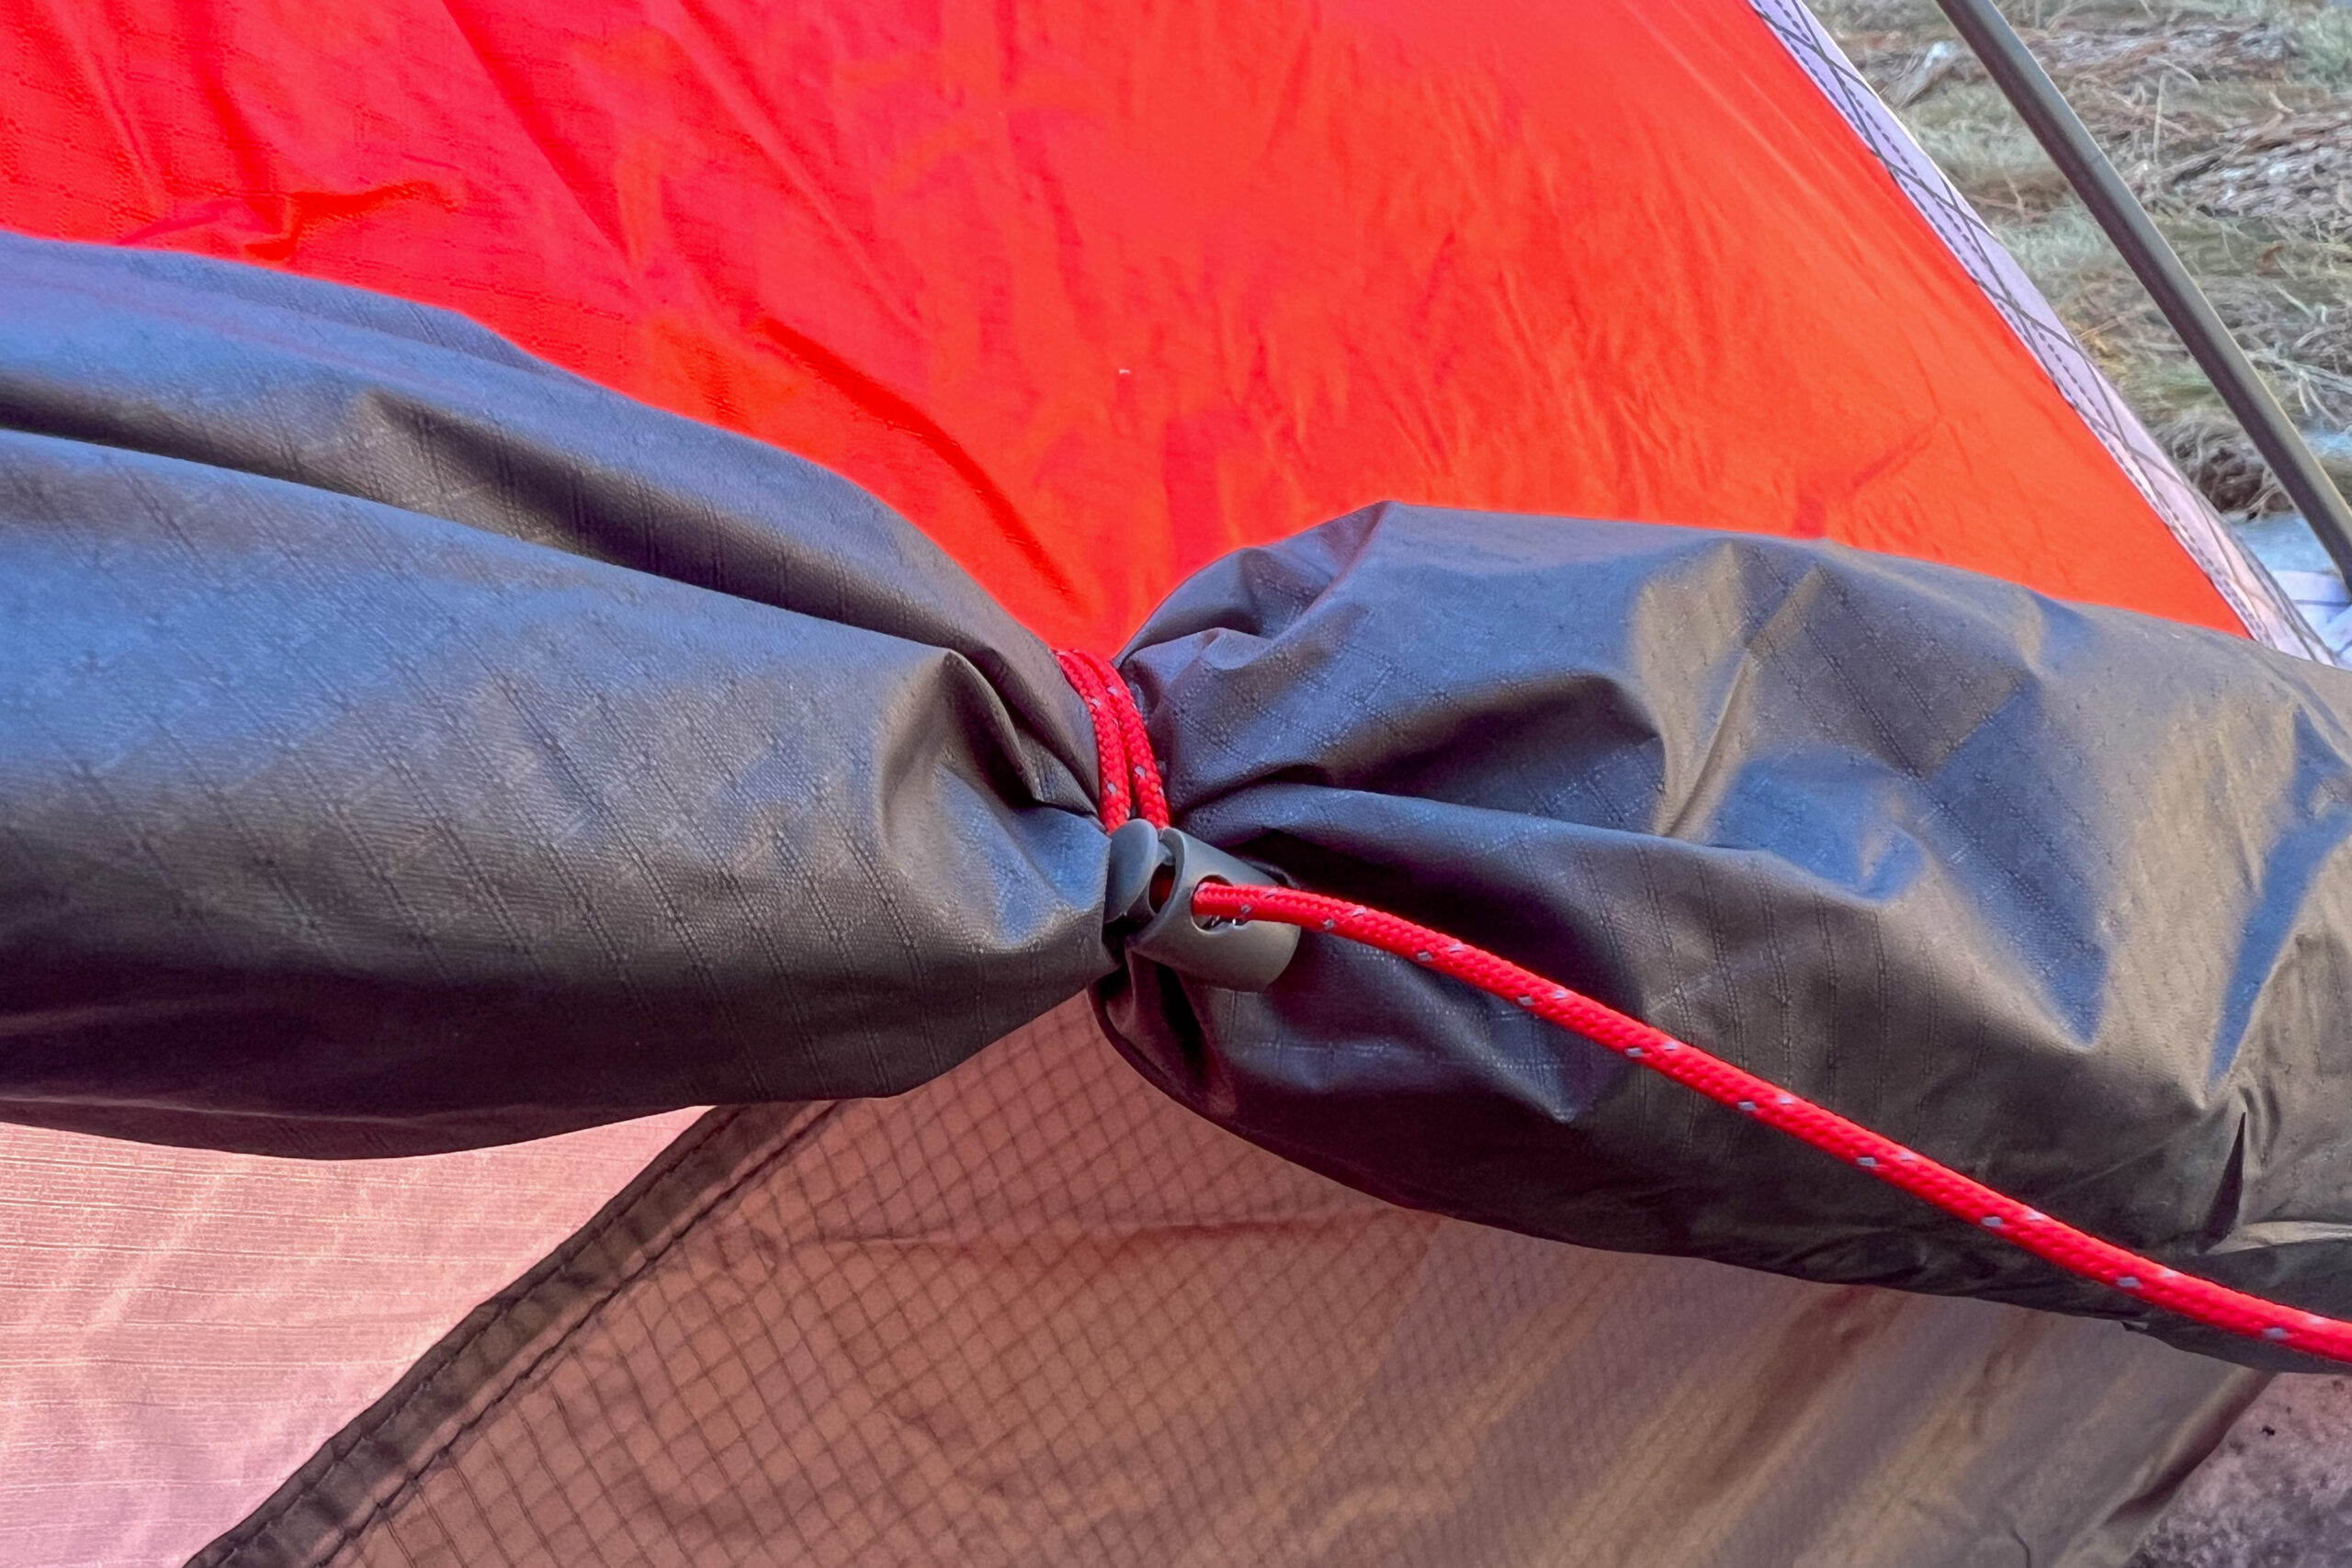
[2132,1377,2352,1567]
[1814,6,2352,1562]
[1819,0,2352,519]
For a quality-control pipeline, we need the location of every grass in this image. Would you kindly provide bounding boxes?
[1816,0,2352,516]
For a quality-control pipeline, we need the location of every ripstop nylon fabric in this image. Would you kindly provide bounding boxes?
[1195,879,2352,1364]
[0,231,1114,1156]
[0,0,2320,1557]
[188,1001,2263,1568]
[17,209,2352,1375]
[0,0,2245,648]
[0,1109,699,1568]
[1054,647,2352,1363]
[1099,509,2352,1371]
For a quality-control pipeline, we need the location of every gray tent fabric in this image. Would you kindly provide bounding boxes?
[7,231,2352,1367]
[1104,509,2352,1368]
[0,231,1112,1156]
[190,1003,2261,1568]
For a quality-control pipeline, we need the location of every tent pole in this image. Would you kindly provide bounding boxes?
[1930,0,2352,585]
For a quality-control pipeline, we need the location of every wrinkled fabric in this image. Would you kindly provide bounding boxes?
[0,232,1110,1156]
[0,1108,697,1568]
[0,0,2301,1551]
[0,0,2253,649]
[1104,508,2352,1368]
[7,233,2352,1367]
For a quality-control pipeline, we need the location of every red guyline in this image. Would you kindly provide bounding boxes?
[1057,646,2352,1364]
[1053,648,1169,831]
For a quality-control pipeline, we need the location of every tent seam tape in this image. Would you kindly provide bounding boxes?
[1748,0,2335,665]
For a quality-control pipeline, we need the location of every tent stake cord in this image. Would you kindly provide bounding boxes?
[1932,0,2352,585]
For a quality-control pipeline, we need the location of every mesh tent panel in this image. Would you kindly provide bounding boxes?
[198,1003,2256,1568]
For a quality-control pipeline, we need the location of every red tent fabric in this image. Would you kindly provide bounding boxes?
[6,0,2243,649]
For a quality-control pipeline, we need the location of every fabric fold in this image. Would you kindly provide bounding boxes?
[1103,504,2352,1366]
[13,233,2352,1367]
[0,232,1112,1156]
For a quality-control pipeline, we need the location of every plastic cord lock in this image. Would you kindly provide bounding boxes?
[1102,819,1299,990]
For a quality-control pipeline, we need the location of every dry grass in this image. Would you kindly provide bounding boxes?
[1816,0,2352,516]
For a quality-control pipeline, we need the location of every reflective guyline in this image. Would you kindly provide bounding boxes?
[1061,646,2352,1365]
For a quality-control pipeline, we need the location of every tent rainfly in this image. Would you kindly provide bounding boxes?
[3,1,2347,1564]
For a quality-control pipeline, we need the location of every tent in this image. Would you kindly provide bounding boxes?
[1,0,2342,1563]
